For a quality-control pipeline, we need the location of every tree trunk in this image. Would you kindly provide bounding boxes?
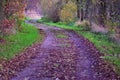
[0,1,4,21]
[76,0,80,18]
[80,8,84,21]
[98,0,106,27]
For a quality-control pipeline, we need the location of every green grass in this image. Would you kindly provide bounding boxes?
[37,20,81,31]
[37,19,120,73]
[56,34,67,38]
[103,56,120,74]
[77,31,120,74]
[78,31,120,55]
[0,22,41,59]
[25,17,32,21]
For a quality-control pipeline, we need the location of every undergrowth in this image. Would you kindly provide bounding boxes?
[0,22,41,59]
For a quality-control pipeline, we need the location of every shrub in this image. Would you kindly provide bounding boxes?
[60,1,77,24]
[0,22,40,59]
[41,17,51,22]
[0,0,27,36]
[0,19,16,35]
[75,20,91,31]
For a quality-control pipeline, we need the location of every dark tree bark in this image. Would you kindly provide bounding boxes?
[76,0,84,21]
[98,0,107,26]
[84,0,90,19]
[0,1,4,21]
[76,0,80,18]
[80,6,84,21]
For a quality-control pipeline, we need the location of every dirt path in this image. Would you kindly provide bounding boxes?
[3,22,119,80]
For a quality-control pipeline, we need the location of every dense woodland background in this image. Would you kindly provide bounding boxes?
[0,0,120,42]
[0,0,120,77]
[40,0,120,36]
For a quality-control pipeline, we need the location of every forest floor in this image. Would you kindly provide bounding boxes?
[0,21,120,80]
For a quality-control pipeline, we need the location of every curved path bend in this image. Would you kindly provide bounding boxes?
[11,22,119,80]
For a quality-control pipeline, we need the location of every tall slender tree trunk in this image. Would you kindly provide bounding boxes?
[80,8,84,21]
[98,0,106,27]
[76,0,80,18]
[0,1,4,21]
[76,0,84,21]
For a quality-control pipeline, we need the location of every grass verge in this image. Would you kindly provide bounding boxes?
[37,20,81,31]
[0,22,41,59]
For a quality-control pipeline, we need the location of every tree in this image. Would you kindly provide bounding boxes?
[40,0,61,22]
[76,0,80,18]
[0,0,27,36]
[60,1,77,24]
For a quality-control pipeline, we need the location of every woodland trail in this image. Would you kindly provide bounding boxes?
[10,21,119,80]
